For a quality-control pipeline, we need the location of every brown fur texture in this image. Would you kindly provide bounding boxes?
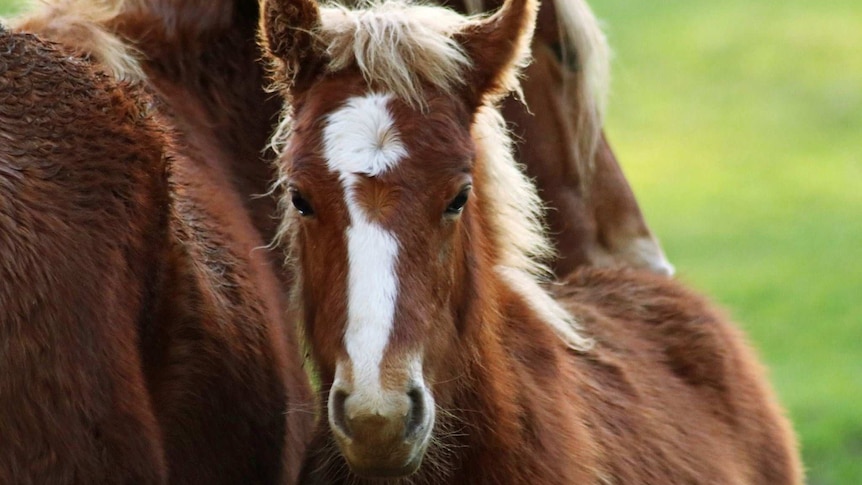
[110,0,284,249]
[15,0,283,256]
[555,269,802,484]
[0,25,313,484]
[130,0,284,242]
[261,0,803,482]
[0,28,168,484]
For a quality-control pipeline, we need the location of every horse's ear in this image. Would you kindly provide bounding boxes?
[260,0,327,93]
[455,0,538,106]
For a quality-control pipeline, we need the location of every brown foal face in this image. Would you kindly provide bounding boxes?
[285,76,476,477]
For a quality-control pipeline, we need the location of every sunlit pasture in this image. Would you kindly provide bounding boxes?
[593,1,862,483]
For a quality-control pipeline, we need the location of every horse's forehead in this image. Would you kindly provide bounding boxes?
[322,93,407,179]
[294,77,473,175]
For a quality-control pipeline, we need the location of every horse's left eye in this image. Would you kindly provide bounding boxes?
[445,186,471,216]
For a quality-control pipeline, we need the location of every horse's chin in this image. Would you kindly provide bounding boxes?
[335,424,432,480]
[347,452,425,480]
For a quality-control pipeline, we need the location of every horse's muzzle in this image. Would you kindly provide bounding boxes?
[328,382,434,478]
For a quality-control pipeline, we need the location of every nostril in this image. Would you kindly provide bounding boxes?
[405,387,425,438]
[331,389,351,438]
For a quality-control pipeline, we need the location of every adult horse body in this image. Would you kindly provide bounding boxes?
[0,21,312,484]
[260,0,803,482]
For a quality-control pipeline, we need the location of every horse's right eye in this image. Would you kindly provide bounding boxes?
[290,189,314,217]
[445,185,472,217]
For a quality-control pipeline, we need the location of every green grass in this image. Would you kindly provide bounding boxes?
[592,1,862,483]
[2,0,859,483]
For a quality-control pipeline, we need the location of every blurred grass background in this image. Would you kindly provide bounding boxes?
[2,0,859,483]
[592,1,861,483]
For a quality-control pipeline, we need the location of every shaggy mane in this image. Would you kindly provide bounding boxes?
[10,0,144,82]
[475,106,591,350]
[316,0,473,107]
[555,0,610,189]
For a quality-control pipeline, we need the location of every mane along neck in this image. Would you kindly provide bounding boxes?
[553,0,610,188]
[472,106,591,350]
[11,0,144,82]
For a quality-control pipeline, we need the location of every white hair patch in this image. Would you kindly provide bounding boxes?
[323,93,406,395]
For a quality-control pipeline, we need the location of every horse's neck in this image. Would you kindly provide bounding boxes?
[435,279,596,483]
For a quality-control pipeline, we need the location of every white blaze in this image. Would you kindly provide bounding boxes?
[323,93,406,397]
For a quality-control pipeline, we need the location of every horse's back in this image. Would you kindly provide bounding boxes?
[0,28,168,483]
[558,268,803,484]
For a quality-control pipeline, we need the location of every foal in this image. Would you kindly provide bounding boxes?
[260,0,803,482]
[0,23,312,484]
